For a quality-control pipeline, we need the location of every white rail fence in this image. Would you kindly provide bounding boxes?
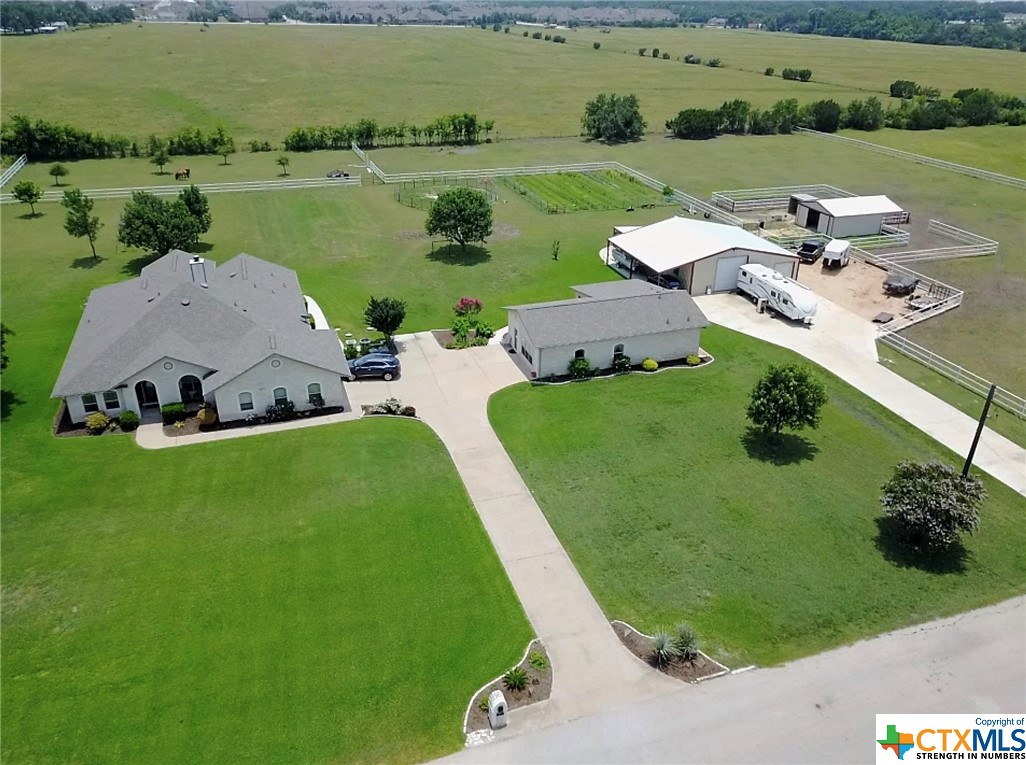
[350,145,744,225]
[711,183,855,212]
[879,334,1026,419]
[763,225,910,251]
[0,176,362,204]
[872,219,998,264]
[0,154,28,188]
[794,128,1026,190]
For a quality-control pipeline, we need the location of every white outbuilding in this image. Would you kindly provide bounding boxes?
[788,194,906,238]
[505,280,710,380]
[605,216,800,296]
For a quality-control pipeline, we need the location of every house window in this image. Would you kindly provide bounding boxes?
[239,392,254,411]
[307,382,323,406]
[82,393,99,413]
[574,349,585,360]
[613,343,625,360]
[273,387,288,405]
[103,390,120,410]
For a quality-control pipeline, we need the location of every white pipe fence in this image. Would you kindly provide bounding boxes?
[0,175,362,204]
[879,333,1026,419]
[711,183,855,212]
[0,155,28,188]
[871,219,997,264]
[795,128,1026,190]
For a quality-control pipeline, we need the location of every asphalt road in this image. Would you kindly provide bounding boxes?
[441,597,1026,764]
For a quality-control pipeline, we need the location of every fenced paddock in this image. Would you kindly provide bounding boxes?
[394,177,497,211]
[762,224,910,251]
[873,220,998,265]
[879,334,1026,419]
[711,184,856,213]
[794,128,1026,190]
[501,170,672,214]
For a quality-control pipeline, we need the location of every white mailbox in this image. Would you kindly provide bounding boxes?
[487,690,508,729]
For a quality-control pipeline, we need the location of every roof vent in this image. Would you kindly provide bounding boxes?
[181,298,191,306]
[229,272,237,278]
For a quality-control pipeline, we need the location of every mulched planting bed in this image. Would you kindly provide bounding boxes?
[162,407,348,437]
[615,622,728,684]
[465,641,552,733]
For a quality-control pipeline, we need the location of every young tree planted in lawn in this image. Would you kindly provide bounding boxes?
[581,93,647,143]
[364,296,407,341]
[746,364,827,437]
[764,67,775,76]
[117,191,201,255]
[277,154,290,176]
[12,180,42,216]
[880,460,986,553]
[49,163,69,186]
[61,188,102,260]
[178,184,212,234]
[425,187,493,252]
[213,127,236,165]
[150,147,170,175]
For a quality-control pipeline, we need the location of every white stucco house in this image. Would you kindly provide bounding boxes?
[788,193,906,238]
[505,279,710,379]
[52,250,351,425]
[605,216,800,296]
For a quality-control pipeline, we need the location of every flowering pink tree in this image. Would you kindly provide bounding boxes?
[453,297,483,316]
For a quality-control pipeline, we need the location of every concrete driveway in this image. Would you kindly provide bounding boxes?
[696,293,1026,497]
[346,333,681,737]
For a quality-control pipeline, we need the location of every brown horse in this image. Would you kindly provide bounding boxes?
[174,168,191,181]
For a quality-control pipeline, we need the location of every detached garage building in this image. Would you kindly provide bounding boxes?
[505,280,710,380]
[788,194,905,238]
[605,216,799,296]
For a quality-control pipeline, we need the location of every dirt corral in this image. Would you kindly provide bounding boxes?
[797,259,912,321]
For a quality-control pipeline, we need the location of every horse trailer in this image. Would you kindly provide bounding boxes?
[737,263,818,325]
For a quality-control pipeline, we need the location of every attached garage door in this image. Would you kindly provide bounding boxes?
[773,261,796,278]
[713,255,748,292]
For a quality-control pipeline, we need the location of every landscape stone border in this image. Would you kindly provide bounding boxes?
[461,637,549,740]
[611,619,733,684]
[527,350,715,387]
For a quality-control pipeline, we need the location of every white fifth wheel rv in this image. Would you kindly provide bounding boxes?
[736,263,818,325]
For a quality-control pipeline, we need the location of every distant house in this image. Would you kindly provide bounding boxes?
[706,17,727,27]
[788,194,906,238]
[505,280,710,379]
[52,251,351,425]
[1004,12,1026,25]
[605,216,799,296]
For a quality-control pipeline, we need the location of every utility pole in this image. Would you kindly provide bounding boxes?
[963,384,997,478]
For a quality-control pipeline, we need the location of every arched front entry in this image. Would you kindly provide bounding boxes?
[178,375,203,405]
[135,380,159,409]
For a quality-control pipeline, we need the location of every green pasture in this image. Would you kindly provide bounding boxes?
[509,170,670,212]
[489,326,1026,667]
[4,24,1023,143]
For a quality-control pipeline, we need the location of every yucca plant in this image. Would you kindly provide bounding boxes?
[503,666,529,691]
[673,622,699,662]
[650,630,680,667]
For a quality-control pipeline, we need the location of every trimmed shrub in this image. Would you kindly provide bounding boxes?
[160,402,186,425]
[523,30,529,37]
[343,343,359,360]
[118,410,140,432]
[673,622,699,661]
[400,405,417,417]
[612,355,632,373]
[476,322,495,340]
[532,31,542,39]
[197,406,218,426]
[642,358,659,371]
[593,41,601,49]
[86,412,109,434]
[662,52,670,60]
[370,397,404,415]
[503,666,529,691]
[686,354,701,367]
[568,356,592,379]
[764,67,775,76]
[265,400,296,422]
[651,630,680,667]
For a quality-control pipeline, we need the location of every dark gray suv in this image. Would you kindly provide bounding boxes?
[346,354,401,381]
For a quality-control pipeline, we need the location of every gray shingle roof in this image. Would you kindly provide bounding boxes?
[505,287,710,348]
[52,251,349,397]
[571,280,667,299]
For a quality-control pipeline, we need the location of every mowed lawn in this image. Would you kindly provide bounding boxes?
[1,188,532,762]
[3,24,1022,142]
[489,326,1026,667]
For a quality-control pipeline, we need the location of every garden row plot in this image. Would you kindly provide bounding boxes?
[505,170,672,214]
